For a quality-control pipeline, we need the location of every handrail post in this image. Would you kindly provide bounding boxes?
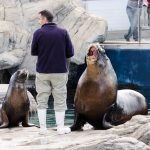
[138,0,141,43]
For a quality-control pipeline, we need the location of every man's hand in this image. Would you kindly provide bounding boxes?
[66,58,71,73]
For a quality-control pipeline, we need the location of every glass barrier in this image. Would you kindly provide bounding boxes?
[80,0,150,44]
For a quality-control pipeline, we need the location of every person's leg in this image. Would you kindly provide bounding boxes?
[133,27,138,41]
[148,14,150,26]
[124,6,133,41]
[143,6,148,26]
[147,5,150,26]
[51,73,70,134]
[124,27,131,41]
[36,73,51,135]
[132,8,140,41]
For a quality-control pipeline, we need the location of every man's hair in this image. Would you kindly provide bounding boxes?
[39,10,54,22]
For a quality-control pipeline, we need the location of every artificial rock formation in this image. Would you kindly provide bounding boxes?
[0,115,150,150]
[0,21,29,70]
[0,0,107,74]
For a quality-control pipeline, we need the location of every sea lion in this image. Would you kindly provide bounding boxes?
[103,89,148,126]
[70,43,118,131]
[0,69,32,128]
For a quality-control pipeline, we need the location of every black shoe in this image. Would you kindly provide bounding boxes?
[134,39,138,41]
[124,35,130,41]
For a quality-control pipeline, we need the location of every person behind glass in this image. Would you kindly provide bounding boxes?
[142,0,148,26]
[124,0,143,41]
[31,10,74,135]
[147,0,150,26]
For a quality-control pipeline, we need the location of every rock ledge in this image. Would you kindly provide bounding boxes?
[0,115,150,150]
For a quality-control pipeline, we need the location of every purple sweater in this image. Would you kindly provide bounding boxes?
[31,23,74,73]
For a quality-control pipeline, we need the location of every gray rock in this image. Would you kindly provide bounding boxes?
[0,115,150,150]
[0,0,107,74]
[0,21,29,70]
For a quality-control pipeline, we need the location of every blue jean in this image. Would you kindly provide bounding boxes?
[142,6,148,26]
[125,6,141,40]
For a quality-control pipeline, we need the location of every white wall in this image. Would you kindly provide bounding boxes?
[81,0,130,31]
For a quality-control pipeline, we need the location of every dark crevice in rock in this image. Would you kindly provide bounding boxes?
[0,67,19,84]
[0,69,11,84]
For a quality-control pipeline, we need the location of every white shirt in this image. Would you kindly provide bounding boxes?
[143,0,148,6]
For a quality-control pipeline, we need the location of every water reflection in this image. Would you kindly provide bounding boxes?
[29,109,74,127]
[30,107,149,127]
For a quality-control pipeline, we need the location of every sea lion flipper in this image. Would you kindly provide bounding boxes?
[22,113,35,127]
[0,109,9,128]
[70,112,86,131]
[102,113,113,129]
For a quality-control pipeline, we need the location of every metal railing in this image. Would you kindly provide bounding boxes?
[81,0,150,45]
[138,0,141,43]
[138,0,150,43]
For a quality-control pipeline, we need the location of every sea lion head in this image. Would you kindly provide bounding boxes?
[10,69,29,84]
[86,43,108,67]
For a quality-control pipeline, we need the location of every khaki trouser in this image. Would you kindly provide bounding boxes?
[35,72,68,111]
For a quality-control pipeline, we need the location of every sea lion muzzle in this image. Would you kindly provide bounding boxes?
[87,46,100,64]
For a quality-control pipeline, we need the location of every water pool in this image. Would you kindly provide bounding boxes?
[29,109,74,127]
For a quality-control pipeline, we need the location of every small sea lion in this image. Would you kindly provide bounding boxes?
[0,69,33,128]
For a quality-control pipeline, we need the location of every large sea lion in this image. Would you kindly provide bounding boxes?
[70,43,118,131]
[104,89,148,126]
[0,69,32,128]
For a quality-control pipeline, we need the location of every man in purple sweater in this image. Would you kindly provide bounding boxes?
[31,10,74,135]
